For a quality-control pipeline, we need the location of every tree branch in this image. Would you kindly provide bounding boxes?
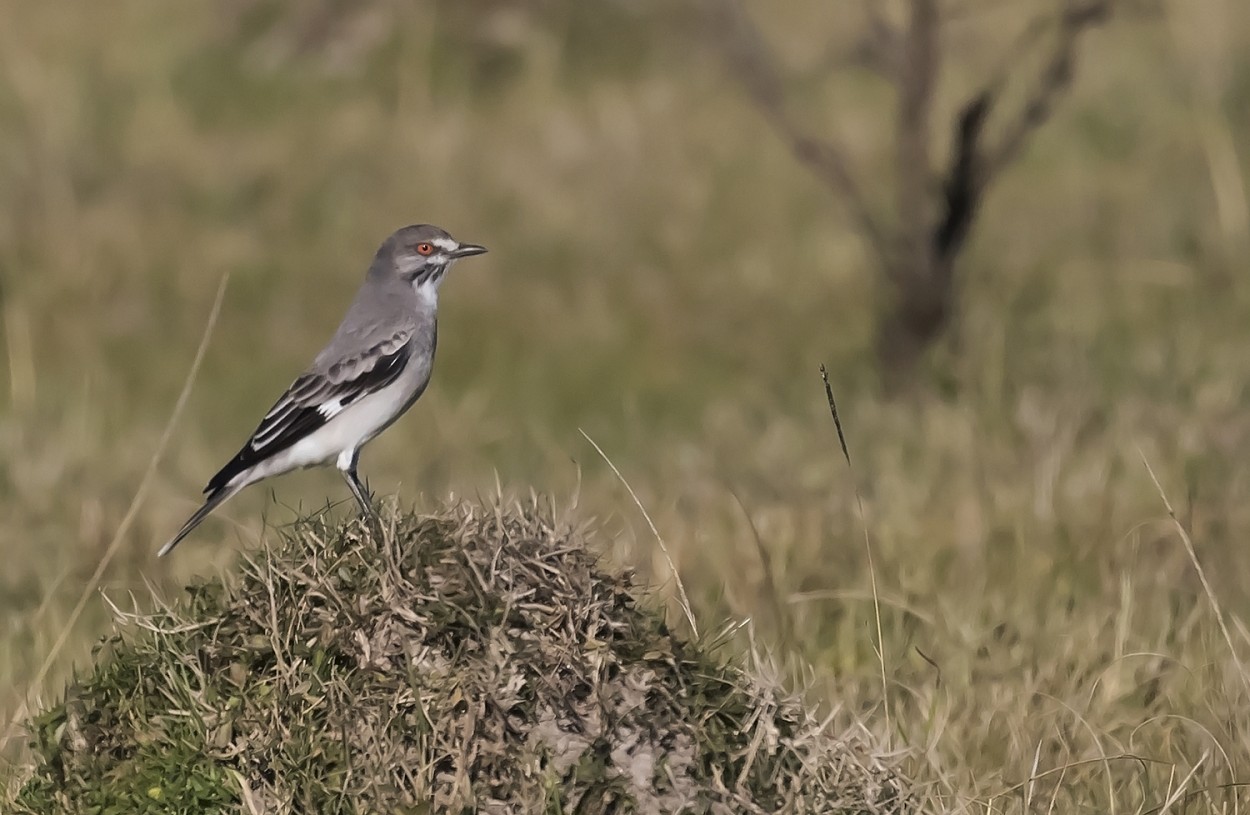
[983,0,1113,183]
[799,1,898,82]
[702,0,893,268]
[928,0,1113,278]
[895,0,940,288]
[934,91,993,269]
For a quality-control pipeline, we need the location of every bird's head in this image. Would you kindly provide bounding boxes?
[380,224,487,290]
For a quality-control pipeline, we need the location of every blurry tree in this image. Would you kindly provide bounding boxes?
[210,0,1133,384]
[704,0,1120,380]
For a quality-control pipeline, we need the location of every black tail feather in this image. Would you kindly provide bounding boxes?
[158,485,238,557]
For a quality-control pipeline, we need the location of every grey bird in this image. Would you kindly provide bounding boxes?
[159,224,487,557]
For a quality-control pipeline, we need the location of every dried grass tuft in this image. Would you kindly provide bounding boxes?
[11,501,910,814]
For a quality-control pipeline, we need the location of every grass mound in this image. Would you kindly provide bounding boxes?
[12,502,907,814]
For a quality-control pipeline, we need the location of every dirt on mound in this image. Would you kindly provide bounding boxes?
[13,502,909,814]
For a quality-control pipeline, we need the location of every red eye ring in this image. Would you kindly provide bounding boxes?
[416,243,434,256]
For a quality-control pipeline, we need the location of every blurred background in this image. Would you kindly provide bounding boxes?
[2,0,1249,809]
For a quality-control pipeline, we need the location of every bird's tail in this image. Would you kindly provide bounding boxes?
[158,484,240,557]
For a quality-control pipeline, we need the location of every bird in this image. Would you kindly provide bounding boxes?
[159,224,487,557]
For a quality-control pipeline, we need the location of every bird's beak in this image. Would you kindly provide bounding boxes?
[451,243,488,258]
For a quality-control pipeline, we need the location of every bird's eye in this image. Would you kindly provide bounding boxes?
[416,243,434,256]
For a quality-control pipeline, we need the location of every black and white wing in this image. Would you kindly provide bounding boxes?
[204,331,412,495]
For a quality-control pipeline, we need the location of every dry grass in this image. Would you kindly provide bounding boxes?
[1,0,1249,811]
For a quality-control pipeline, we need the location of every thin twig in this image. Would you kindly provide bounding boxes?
[2,273,230,749]
[579,428,698,638]
[819,364,890,739]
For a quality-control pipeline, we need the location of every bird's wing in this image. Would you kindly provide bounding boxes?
[204,330,413,494]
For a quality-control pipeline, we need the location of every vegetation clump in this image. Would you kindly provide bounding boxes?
[13,502,907,814]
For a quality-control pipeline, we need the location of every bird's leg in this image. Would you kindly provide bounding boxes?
[338,449,379,524]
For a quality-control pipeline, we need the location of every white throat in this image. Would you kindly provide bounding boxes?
[413,277,440,304]
[413,266,450,304]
